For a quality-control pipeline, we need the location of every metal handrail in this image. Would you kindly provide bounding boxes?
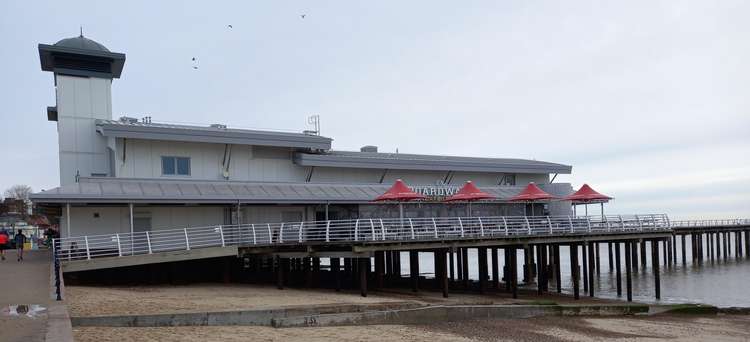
[671,219,750,228]
[52,214,677,262]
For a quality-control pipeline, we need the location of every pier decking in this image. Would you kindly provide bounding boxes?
[54,215,750,302]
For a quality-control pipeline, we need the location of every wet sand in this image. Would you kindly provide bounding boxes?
[66,283,619,317]
[73,315,750,342]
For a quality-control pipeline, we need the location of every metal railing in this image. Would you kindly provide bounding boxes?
[53,214,673,262]
[671,219,750,229]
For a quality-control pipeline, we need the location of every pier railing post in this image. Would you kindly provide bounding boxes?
[325,221,331,242]
[115,234,122,256]
[298,222,304,243]
[587,217,592,232]
[503,217,509,235]
[479,217,485,237]
[380,219,386,241]
[547,216,553,234]
[251,224,256,245]
[146,232,152,254]
[458,218,464,237]
[409,219,415,239]
[568,216,573,233]
[370,219,375,241]
[84,236,90,260]
[279,223,284,243]
[433,218,438,239]
[525,217,531,234]
[354,220,359,241]
[267,224,272,244]
[218,225,225,247]
[183,229,190,250]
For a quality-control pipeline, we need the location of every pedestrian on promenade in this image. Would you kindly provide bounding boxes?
[15,229,26,262]
[0,230,8,261]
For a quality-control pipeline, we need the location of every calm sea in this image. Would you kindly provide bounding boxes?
[402,240,750,308]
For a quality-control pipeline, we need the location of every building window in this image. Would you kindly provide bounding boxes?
[161,156,190,176]
[499,174,516,186]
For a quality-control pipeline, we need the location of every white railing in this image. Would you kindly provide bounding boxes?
[671,219,750,229]
[53,214,673,262]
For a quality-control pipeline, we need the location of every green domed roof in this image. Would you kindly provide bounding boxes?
[54,35,110,52]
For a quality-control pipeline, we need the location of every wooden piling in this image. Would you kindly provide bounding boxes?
[504,248,512,292]
[275,257,284,290]
[608,242,613,272]
[359,257,368,297]
[625,241,633,302]
[554,245,562,293]
[681,234,686,265]
[510,247,518,299]
[456,247,463,282]
[374,251,384,289]
[492,247,500,289]
[409,250,419,292]
[588,242,595,297]
[595,242,601,275]
[331,257,341,292]
[652,239,661,300]
[479,247,488,294]
[582,243,588,292]
[615,242,622,297]
[570,244,580,300]
[439,249,449,298]
[462,247,470,289]
[536,245,544,295]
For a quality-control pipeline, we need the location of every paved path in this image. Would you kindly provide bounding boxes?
[0,249,54,342]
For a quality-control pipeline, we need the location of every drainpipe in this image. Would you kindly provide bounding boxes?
[129,203,134,255]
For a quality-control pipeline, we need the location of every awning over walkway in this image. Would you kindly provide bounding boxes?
[31,178,573,205]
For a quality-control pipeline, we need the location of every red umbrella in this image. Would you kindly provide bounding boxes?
[508,182,556,216]
[374,179,426,223]
[563,184,612,217]
[443,181,495,217]
[374,179,427,202]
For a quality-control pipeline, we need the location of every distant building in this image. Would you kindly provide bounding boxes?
[31,34,573,239]
[0,198,27,215]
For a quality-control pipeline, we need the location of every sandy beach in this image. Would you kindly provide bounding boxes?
[72,315,750,342]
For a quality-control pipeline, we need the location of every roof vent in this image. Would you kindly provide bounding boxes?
[360,145,378,153]
[119,116,138,124]
[210,124,227,129]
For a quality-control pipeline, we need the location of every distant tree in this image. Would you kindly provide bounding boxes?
[4,184,33,216]
[4,184,32,201]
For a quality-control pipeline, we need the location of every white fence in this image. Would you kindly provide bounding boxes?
[53,214,674,262]
[670,219,750,228]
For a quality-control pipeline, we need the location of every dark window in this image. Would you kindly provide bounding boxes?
[161,156,190,176]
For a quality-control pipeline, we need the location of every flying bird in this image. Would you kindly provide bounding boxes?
[193,66,198,70]
[228,24,233,28]
[301,14,306,19]
[192,57,196,61]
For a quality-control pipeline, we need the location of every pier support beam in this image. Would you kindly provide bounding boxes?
[588,242,595,297]
[374,251,384,289]
[652,239,661,300]
[570,244,580,300]
[359,257,368,297]
[625,241,633,302]
[276,256,285,290]
[479,247,488,294]
[462,248,470,289]
[681,234,686,265]
[582,244,589,292]
[331,257,341,292]
[595,242,601,275]
[554,245,562,293]
[409,250,419,292]
[615,242,622,297]
[438,249,449,298]
[608,242,613,272]
[504,248,512,292]
[449,247,455,284]
[491,247,500,289]
[510,247,518,299]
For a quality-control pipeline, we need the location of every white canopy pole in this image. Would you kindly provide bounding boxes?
[66,203,71,238]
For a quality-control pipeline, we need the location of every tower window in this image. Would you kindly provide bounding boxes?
[161,156,191,176]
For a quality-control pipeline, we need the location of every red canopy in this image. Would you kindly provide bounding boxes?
[508,182,556,201]
[563,184,612,203]
[443,181,495,202]
[374,179,427,202]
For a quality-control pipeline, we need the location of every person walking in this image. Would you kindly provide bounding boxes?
[14,230,26,262]
[0,230,8,261]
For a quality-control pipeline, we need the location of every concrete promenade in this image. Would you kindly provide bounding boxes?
[0,250,72,342]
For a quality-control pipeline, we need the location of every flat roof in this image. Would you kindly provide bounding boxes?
[96,120,332,150]
[294,151,572,174]
[30,178,572,204]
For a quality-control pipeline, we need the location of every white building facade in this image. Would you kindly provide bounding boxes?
[32,35,574,239]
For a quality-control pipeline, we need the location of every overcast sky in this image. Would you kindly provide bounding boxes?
[1,1,748,219]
